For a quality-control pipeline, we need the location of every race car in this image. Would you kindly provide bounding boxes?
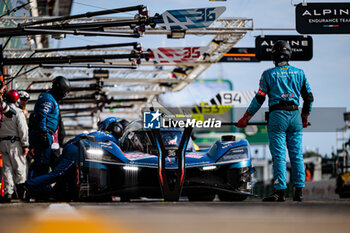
[76,121,255,201]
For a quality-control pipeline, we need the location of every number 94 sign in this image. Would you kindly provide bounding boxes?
[219,91,256,106]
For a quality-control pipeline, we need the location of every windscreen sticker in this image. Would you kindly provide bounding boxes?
[124,153,157,160]
[186,152,205,159]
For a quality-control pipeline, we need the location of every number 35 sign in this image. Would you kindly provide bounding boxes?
[148,46,207,63]
[219,91,256,106]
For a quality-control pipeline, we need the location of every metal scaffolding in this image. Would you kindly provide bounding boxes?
[3,17,252,135]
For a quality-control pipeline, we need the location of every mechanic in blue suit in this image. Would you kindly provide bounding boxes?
[237,41,313,202]
[21,118,128,201]
[29,76,71,178]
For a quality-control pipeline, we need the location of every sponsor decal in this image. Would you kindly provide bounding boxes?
[281,93,293,98]
[186,153,204,159]
[125,153,157,160]
[219,48,259,63]
[257,89,266,97]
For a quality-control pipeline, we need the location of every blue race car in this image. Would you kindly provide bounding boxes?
[77,121,255,201]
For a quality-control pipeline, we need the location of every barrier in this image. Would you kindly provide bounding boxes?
[303,178,338,200]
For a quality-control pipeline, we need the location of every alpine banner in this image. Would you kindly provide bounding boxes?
[296,3,350,34]
[255,35,313,61]
[219,48,259,62]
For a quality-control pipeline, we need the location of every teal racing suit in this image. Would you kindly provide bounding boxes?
[247,64,313,190]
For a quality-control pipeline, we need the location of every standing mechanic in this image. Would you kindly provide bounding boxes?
[0,81,16,123]
[18,91,30,121]
[0,90,29,202]
[237,41,313,202]
[29,76,70,178]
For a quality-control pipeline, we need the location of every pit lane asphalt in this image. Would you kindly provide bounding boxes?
[1,200,350,233]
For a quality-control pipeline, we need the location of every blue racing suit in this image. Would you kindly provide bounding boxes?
[247,65,313,190]
[26,131,118,199]
[30,92,60,177]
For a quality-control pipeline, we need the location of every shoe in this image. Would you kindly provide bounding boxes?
[293,187,303,202]
[16,183,27,200]
[262,189,286,202]
[0,194,12,203]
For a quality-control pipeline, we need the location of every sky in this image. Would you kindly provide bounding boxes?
[58,0,350,156]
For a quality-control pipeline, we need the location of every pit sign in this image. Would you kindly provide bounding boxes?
[219,91,256,106]
[296,3,350,34]
[255,35,313,61]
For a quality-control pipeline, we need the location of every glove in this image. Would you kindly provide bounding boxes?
[23,147,29,156]
[237,111,253,128]
[40,131,50,148]
[301,113,310,128]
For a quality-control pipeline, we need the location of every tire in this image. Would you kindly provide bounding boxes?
[218,193,248,202]
[188,194,215,202]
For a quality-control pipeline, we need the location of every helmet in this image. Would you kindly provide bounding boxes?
[5,90,19,103]
[105,122,124,140]
[271,40,292,62]
[98,117,129,140]
[120,121,152,152]
[18,91,30,101]
[51,76,71,100]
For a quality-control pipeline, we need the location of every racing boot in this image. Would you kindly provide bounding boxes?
[262,189,286,202]
[16,182,32,202]
[293,187,303,202]
[16,183,27,201]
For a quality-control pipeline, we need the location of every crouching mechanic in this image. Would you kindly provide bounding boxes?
[236,40,313,202]
[0,90,29,202]
[20,117,128,201]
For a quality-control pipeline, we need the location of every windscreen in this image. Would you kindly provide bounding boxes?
[122,129,194,153]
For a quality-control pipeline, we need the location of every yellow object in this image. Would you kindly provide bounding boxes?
[341,173,350,184]
[191,103,232,115]
[193,142,200,151]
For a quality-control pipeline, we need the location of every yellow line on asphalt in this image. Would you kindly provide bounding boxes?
[21,203,135,233]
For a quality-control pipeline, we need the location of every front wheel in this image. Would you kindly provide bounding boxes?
[218,193,247,202]
[188,194,215,202]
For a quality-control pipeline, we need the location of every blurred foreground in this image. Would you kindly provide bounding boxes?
[0,200,350,233]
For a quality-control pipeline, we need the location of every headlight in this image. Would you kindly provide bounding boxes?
[200,166,218,171]
[84,147,122,163]
[86,148,104,160]
[123,166,139,171]
[217,146,249,163]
